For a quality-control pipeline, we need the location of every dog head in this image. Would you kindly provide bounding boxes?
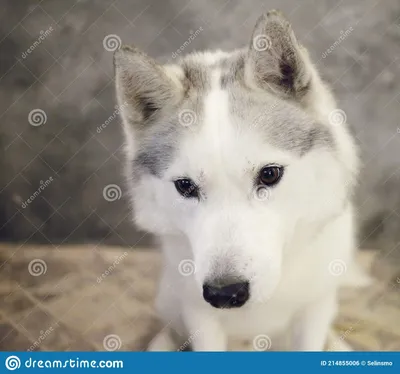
[114,11,358,307]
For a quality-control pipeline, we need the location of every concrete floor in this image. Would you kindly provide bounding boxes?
[0,245,399,351]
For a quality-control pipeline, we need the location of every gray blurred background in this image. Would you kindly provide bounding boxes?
[0,0,399,252]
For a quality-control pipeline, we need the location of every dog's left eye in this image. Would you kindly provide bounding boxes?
[258,166,283,186]
[174,178,199,198]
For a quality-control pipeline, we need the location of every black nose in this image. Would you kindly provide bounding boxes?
[203,281,249,308]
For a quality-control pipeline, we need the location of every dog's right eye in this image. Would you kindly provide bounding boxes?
[174,178,199,198]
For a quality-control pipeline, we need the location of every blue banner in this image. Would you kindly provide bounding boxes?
[1,352,398,373]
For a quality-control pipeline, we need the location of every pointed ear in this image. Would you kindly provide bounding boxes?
[114,46,182,128]
[246,10,312,98]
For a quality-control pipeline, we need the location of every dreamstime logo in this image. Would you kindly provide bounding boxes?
[28,109,47,126]
[21,26,54,59]
[21,177,54,209]
[178,259,196,276]
[329,320,362,351]
[103,184,122,202]
[28,259,47,276]
[328,109,347,126]
[5,355,21,371]
[172,26,204,59]
[103,334,122,351]
[328,259,347,276]
[253,34,272,52]
[253,185,270,201]
[103,34,121,52]
[178,109,197,127]
[253,100,280,127]
[177,330,200,351]
[97,102,128,134]
[322,27,354,59]
[253,334,272,351]
[97,252,128,284]
[27,325,57,351]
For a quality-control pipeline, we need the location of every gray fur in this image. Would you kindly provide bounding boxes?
[227,85,334,155]
[132,98,204,177]
[220,51,246,89]
[247,10,311,98]
[133,128,176,177]
[115,11,334,178]
[114,46,182,125]
[181,59,211,93]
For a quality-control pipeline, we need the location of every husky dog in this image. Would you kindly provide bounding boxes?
[114,11,362,351]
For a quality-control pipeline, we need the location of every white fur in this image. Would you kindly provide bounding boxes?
[116,17,365,351]
[132,69,359,352]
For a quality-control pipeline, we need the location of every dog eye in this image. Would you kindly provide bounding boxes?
[174,178,199,198]
[258,166,283,186]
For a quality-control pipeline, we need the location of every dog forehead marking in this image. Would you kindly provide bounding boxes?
[203,69,231,139]
[197,52,334,157]
[227,87,334,155]
[182,68,236,176]
[133,51,334,177]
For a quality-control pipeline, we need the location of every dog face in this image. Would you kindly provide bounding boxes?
[115,11,358,306]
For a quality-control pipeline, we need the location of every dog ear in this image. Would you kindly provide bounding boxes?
[114,46,182,129]
[246,10,312,98]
